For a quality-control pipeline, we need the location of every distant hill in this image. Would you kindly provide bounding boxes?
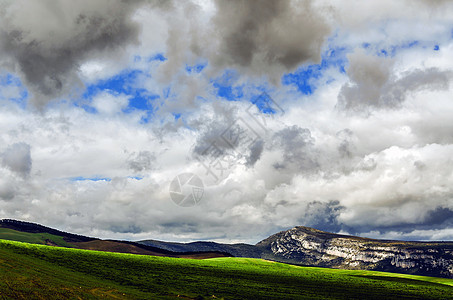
[0,219,231,259]
[0,219,96,243]
[2,219,453,278]
[138,239,262,258]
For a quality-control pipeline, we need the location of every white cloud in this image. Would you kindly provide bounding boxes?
[92,92,129,115]
[0,0,453,243]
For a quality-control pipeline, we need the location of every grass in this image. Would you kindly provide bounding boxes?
[0,228,74,247]
[0,239,452,299]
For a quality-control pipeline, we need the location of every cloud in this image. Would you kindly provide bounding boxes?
[246,140,264,166]
[270,126,318,172]
[337,49,452,111]
[0,0,143,107]
[92,91,129,115]
[208,0,331,81]
[156,0,331,89]
[0,176,16,201]
[298,200,345,233]
[191,102,239,158]
[1,142,32,177]
[337,50,395,110]
[1,0,453,244]
[336,128,355,158]
[127,151,155,173]
[0,0,331,111]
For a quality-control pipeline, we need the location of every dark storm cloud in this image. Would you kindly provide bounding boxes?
[343,205,453,240]
[246,140,264,166]
[0,0,144,106]
[298,200,345,233]
[161,0,331,85]
[337,50,452,110]
[192,123,233,159]
[109,224,143,234]
[424,207,453,227]
[191,103,239,159]
[210,0,331,80]
[0,0,331,107]
[271,126,318,172]
[191,113,265,170]
[1,142,32,177]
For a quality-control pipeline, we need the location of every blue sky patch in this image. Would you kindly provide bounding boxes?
[78,53,169,117]
[0,73,28,108]
[282,47,347,95]
[70,176,112,182]
[80,104,97,114]
[81,69,159,119]
[251,92,280,114]
[376,40,420,57]
[211,70,244,101]
[149,53,167,62]
[186,63,206,74]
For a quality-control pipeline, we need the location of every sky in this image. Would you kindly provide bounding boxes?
[1,0,453,243]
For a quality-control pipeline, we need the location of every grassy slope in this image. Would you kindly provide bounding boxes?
[1,239,453,299]
[0,227,230,259]
[0,228,74,247]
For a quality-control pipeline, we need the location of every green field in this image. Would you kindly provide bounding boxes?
[0,239,452,299]
[0,228,75,247]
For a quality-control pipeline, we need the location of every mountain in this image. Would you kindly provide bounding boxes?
[0,219,231,259]
[257,226,453,278]
[138,239,262,258]
[0,218,96,242]
[140,226,453,279]
[2,219,453,278]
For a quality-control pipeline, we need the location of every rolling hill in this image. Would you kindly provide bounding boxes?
[1,239,452,299]
[2,219,453,278]
[0,219,231,259]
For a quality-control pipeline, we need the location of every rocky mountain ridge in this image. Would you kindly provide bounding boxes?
[140,226,453,278]
[256,226,453,278]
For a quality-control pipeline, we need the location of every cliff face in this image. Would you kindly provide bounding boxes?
[141,226,453,278]
[256,227,453,278]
